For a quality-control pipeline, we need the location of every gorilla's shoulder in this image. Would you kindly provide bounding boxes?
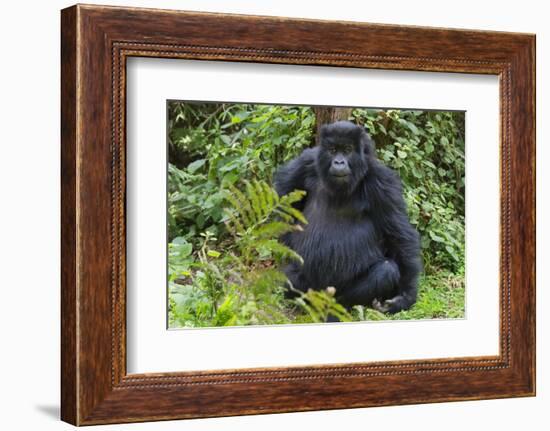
[299,147,319,163]
[297,147,319,180]
[273,147,319,197]
[364,160,406,208]
[373,161,403,187]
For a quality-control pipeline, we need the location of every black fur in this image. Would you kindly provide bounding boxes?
[274,121,422,314]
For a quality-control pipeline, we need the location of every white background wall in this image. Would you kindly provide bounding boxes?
[0,0,546,429]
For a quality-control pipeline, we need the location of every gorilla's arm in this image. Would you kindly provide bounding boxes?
[273,147,318,209]
[368,163,422,313]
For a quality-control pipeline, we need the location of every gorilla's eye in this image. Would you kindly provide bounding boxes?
[343,144,353,153]
[329,147,338,155]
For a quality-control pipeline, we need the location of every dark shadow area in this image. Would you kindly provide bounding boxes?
[35,404,59,420]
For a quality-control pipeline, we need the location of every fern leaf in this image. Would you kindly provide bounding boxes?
[294,297,321,322]
[226,183,255,227]
[273,208,294,223]
[223,207,245,235]
[297,289,353,323]
[281,206,308,225]
[245,180,262,224]
[328,302,353,322]
[223,187,249,226]
[279,189,306,206]
[234,183,256,227]
[256,239,303,264]
[253,180,268,220]
[263,181,276,210]
[252,221,299,239]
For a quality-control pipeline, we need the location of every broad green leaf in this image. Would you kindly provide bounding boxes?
[187,159,206,173]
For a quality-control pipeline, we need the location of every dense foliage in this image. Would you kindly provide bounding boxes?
[168,102,465,327]
[168,103,313,243]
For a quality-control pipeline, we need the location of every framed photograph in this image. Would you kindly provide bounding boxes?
[61,4,535,425]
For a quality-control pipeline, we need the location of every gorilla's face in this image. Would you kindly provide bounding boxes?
[317,121,369,195]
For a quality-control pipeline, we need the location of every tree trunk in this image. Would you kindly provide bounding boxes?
[314,107,353,145]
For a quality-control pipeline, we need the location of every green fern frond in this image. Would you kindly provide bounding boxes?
[293,297,320,322]
[223,207,246,235]
[273,208,294,223]
[222,179,307,268]
[255,239,304,264]
[279,189,307,206]
[246,180,263,223]
[281,206,308,225]
[224,180,306,234]
[261,180,276,210]
[295,289,353,323]
[253,180,268,220]
[225,183,255,227]
[252,221,300,239]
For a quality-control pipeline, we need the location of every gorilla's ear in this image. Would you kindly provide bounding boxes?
[360,128,376,156]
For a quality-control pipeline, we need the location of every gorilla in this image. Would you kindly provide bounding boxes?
[274,121,421,314]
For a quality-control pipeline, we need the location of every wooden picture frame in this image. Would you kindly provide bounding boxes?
[61,4,536,425]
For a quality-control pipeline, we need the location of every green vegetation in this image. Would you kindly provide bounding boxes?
[168,102,465,328]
